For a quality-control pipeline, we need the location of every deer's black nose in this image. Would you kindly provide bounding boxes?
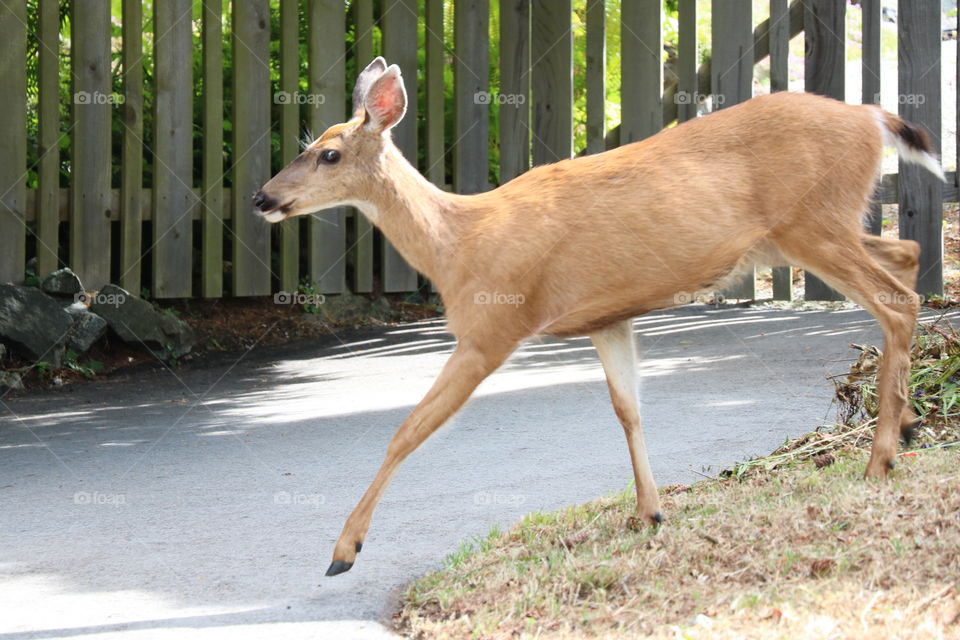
[252,190,278,212]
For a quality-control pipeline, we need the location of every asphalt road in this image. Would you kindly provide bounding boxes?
[0,305,910,638]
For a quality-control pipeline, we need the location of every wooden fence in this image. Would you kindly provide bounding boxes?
[0,0,953,300]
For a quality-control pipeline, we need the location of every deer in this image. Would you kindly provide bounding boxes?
[253,57,944,576]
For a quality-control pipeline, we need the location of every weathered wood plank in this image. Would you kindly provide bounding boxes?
[454,0,490,192]
[352,0,375,293]
[621,0,661,143]
[500,0,531,177]
[426,0,446,185]
[770,0,792,300]
[803,0,845,300]
[898,0,942,297]
[232,0,273,296]
[0,0,26,285]
[70,1,112,290]
[201,0,224,298]
[36,0,60,277]
[585,0,605,153]
[306,0,347,294]
[676,0,697,123]
[382,0,419,292]
[712,0,754,299]
[152,0,193,298]
[532,0,572,163]
[862,0,882,236]
[279,0,300,294]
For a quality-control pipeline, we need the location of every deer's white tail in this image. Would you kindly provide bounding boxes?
[878,109,946,181]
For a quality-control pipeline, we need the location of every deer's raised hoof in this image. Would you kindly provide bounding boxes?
[653,511,662,524]
[325,560,354,577]
[901,417,921,444]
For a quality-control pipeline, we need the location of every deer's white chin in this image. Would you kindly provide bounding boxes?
[260,210,287,223]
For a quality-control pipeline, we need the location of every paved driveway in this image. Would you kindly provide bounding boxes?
[0,305,905,638]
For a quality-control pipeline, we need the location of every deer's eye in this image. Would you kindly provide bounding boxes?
[318,149,341,165]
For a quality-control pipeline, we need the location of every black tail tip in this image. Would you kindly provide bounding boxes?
[325,560,354,577]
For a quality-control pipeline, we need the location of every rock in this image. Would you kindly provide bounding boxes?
[0,371,23,392]
[65,304,108,354]
[0,343,6,362]
[312,293,395,325]
[0,283,72,367]
[41,267,84,297]
[90,284,195,359]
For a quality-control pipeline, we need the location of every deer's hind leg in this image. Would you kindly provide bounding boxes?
[777,233,919,478]
[591,319,661,525]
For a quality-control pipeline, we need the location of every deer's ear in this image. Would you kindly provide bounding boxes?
[352,57,388,119]
[363,65,407,134]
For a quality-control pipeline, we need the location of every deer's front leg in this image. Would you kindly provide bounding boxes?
[326,338,516,576]
[591,320,661,525]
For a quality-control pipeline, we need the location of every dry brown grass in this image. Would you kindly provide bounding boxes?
[395,321,960,640]
[396,448,960,639]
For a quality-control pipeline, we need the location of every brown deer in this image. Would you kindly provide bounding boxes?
[254,58,943,576]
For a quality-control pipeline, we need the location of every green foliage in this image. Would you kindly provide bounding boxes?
[63,348,104,379]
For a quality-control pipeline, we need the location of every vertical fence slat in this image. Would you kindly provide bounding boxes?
[352,0,375,293]
[862,0,882,237]
[585,0,605,154]
[676,0,697,124]
[152,0,193,298]
[232,0,273,296]
[278,0,300,294]
[0,0,26,285]
[382,0,419,292]
[120,0,143,295]
[307,0,347,294]
[501,0,531,178]
[37,0,60,277]
[70,2,112,291]
[531,0,572,164]
[770,0,792,301]
[621,0,661,144]
[803,0,845,300]
[454,0,490,190]
[426,0,446,186]
[898,0,942,297]
[712,0,754,299]
[201,0,224,298]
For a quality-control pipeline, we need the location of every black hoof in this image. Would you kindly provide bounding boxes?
[887,459,896,471]
[325,560,353,577]
[355,541,363,553]
[901,418,921,445]
[653,511,662,524]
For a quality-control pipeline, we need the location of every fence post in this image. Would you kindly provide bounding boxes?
[37,0,60,278]
[352,0,376,293]
[382,0,420,292]
[278,0,300,295]
[770,0,793,301]
[898,0,942,297]
[621,0,661,144]
[676,0,697,124]
[454,0,490,192]
[201,0,224,298]
[712,0,754,299]
[500,0,531,179]
[862,0,883,237]
[585,0,605,154]
[70,1,112,291]
[120,0,144,295]
[232,0,273,296]
[532,0,572,164]
[152,0,194,298]
[803,0,845,301]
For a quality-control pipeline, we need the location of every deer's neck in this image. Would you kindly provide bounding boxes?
[355,145,467,287]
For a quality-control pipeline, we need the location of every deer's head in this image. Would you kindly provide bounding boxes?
[253,57,407,222]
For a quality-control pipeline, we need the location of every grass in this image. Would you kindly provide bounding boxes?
[394,321,960,639]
